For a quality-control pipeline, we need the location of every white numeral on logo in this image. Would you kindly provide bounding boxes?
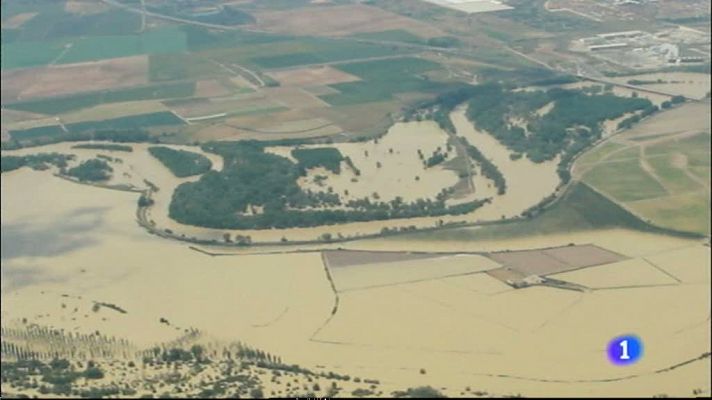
[620,339,630,360]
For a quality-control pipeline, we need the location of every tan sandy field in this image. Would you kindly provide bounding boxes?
[250,4,444,38]
[266,65,361,87]
[1,56,149,103]
[194,79,234,98]
[2,166,709,396]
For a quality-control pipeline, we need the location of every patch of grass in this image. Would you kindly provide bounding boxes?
[606,146,640,161]
[647,155,701,193]
[395,183,673,242]
[583,159,667,202]
[335,57,441,81]
[577,142,628,165]
[205,37,416,71]
[2,26,188,70]
[350,29,425,44]
[149,53,225,82]
[251,52,322,69]
[72,144,133,152]
[0,40,68,69]
[9,125,65,141]
[319,81,395,105]
[60,26,187,64]
[249,39,415,69]
[66,112,185,133]
[320,57,445,105]
[630,193,710,235]
[182,26,290,52]
[647,132,711,155]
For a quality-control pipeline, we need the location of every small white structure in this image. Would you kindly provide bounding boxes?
[420,0,513,14]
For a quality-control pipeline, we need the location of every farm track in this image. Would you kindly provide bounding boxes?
[309,252,340,341]
[207,59,264,88]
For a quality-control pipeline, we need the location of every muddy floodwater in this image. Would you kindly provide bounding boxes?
[2,163,709,396]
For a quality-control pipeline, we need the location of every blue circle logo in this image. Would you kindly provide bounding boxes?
[607,334,643,365]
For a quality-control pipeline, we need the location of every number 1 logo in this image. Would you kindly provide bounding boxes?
[607,335,642,365]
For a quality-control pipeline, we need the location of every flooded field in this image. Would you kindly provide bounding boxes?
[2,166,709,396]
[608,72,712,100]
[2,106,565,245]
[450,107,561,221]
[267,120,459,203]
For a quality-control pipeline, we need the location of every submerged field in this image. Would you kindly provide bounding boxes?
[2,0,710,397]
[2,165,710,397]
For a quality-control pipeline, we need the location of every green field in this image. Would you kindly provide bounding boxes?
[576,142,627,165]
[6,82,196,115]
[66,111,185,133]
[647,132,711,155]
[1,26,187,70]
[9,125,66,141]
[350,30,426,44]
[583,159,667,202]
[203,37,416,70]
[320,57,445,105]
[148,53,227,82]
[1,2,140,42]
[630,193,710,235]
[392,183,675,242]
[606,146,641,161]
[9,111,185,143]
[182,26,291,52]
[334,57,441,81]
[581,131,710,235]
[647,154,701,193]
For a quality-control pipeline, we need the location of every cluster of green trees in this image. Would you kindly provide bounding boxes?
[148,146,213,177]
[661,95,687,109]
[617,104,660,130]
[2,129,156,151]
[405,85,482,134]
[465,84,654,163]
[71,143,133,152]
[1,358,109,397]
[169,141,489,230]
[425,148,448,168]
[291,147,344,174]
[392,386,446,398]
[463,83,657,184]
[1,153,74,173]
[458,137,507,195]
[65,159,113,182]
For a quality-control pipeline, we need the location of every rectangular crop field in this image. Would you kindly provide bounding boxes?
[5,82,196,115]
[65,111,185,132]
[1,27,187,70]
